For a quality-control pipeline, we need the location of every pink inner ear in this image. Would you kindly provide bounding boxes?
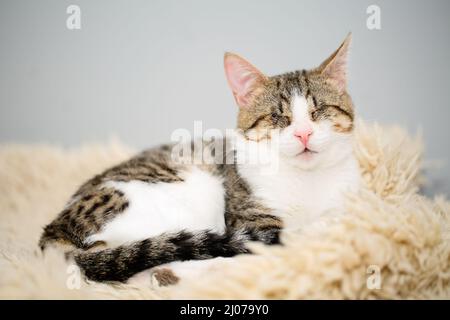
[324,57,347,92]
[224,55,263,108]
[321,36,351,93]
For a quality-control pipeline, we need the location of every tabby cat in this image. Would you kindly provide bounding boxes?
[39,35,360,283]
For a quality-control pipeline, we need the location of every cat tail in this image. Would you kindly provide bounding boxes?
[72,228,276,282]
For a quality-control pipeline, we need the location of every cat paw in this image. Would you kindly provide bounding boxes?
[150,268,180,287]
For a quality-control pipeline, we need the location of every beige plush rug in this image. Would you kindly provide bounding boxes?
[1,121,449,299]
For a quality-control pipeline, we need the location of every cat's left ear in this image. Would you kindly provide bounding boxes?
[317,33,351,92]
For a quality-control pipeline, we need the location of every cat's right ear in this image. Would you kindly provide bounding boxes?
[224,53,267,108]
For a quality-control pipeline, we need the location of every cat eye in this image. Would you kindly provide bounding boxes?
[271,112,279,122]
[311,110,320,120]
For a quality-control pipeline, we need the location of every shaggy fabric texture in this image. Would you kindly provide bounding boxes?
[0,121,449,299]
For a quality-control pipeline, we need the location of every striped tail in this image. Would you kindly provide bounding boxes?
[73,228,275,282]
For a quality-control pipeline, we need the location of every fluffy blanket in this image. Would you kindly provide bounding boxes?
[0,121,449,299]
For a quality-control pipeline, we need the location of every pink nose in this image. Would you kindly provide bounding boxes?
[294,127,313,146]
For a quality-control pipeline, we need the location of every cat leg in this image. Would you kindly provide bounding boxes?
[227,208,284,245]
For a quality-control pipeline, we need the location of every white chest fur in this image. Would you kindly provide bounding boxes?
[238,155,360,230]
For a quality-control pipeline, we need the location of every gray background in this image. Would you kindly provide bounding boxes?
[0,0,449,195]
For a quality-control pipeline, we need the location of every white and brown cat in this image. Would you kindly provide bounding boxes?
[40,34,360,283]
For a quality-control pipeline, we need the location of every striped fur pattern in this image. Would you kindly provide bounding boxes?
[40,35,356,283]
[73,229,267,282]
[39,145,182,250]
[240,69,355,134]
[40,145,282,282]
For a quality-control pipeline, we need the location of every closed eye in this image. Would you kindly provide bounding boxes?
[322,104,353,120]
[247,114,268,130]
[271,112,279,122]
[278,101,284,114]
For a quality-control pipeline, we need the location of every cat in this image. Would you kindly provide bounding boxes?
[39,34,360,283]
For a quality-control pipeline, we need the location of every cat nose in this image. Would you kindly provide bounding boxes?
[294,127,313,147]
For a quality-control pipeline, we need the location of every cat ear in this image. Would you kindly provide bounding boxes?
[224,52,267,108]
[317,33,351,92]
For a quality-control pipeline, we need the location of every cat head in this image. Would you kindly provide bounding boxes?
[224,35,355,170]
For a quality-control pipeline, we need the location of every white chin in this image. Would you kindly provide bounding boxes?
[281,150,321,170]
[297,150,317,161]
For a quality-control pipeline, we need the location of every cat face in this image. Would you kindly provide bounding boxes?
[225,35,355,170]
